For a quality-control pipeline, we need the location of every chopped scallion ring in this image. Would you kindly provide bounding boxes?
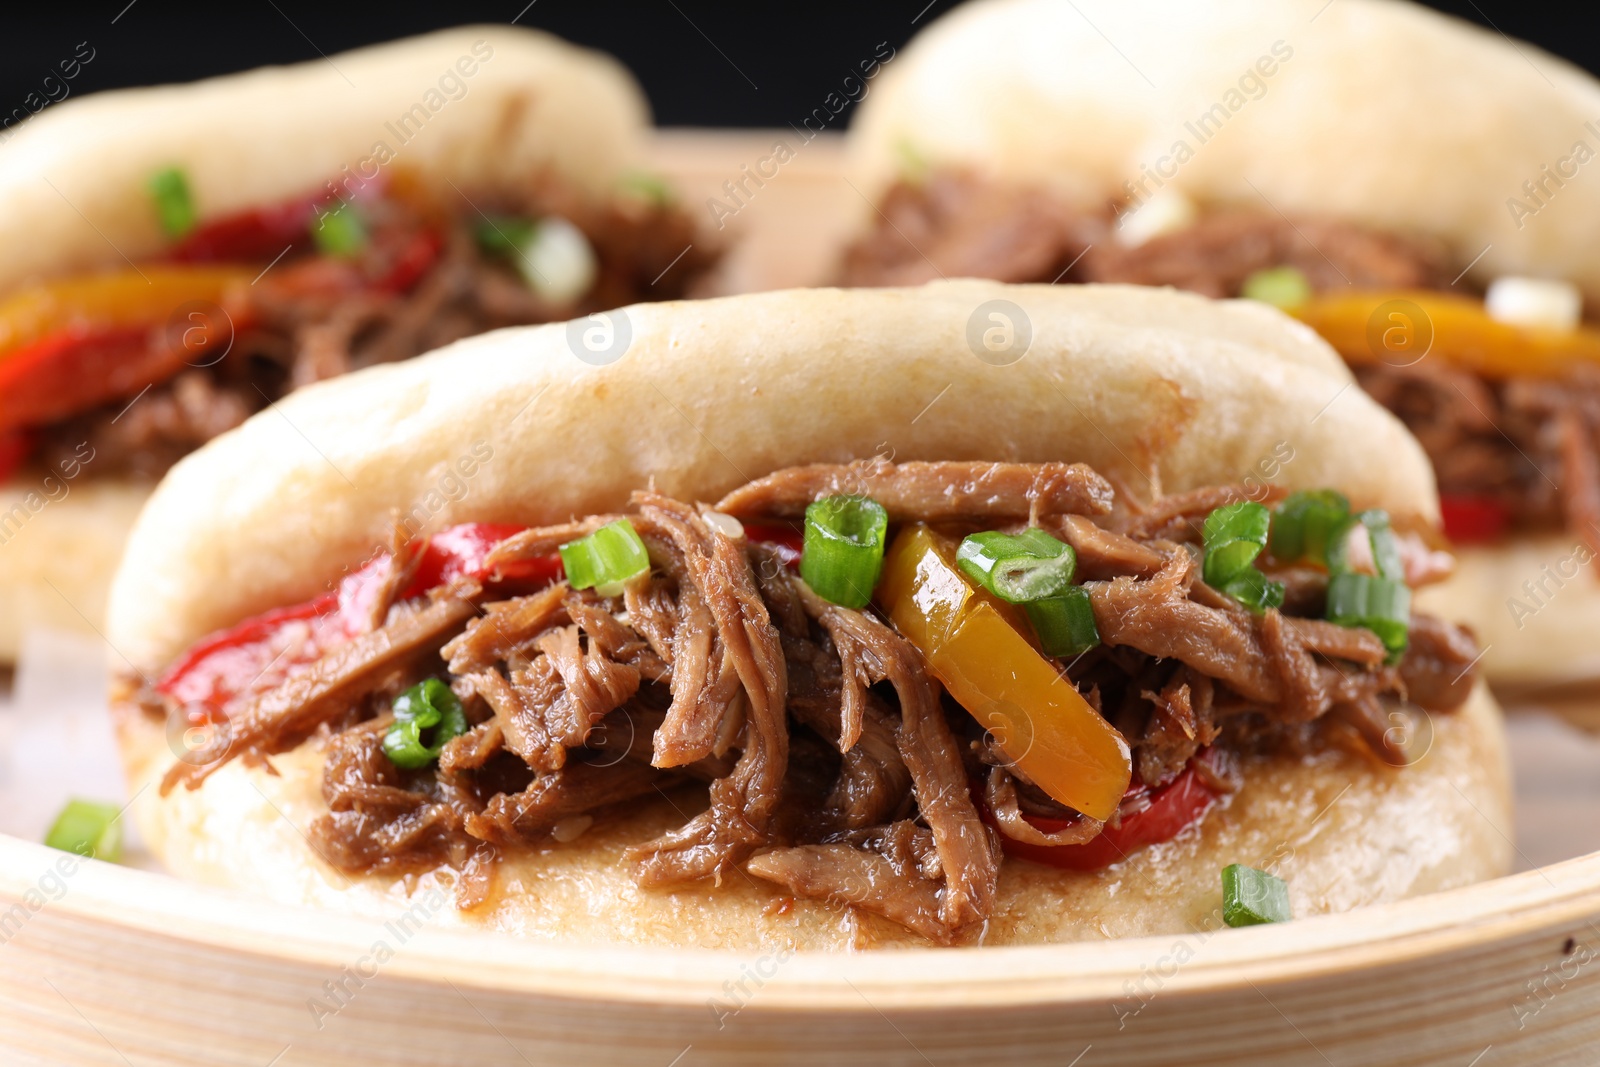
[1327,508,1404,582]
[1024,586,1101,658]
[313,202,369,258]
[382,678,468,770]
[1222,863,1291,926]
[801,495,889,609]
[45,798,123,862]
[1326,572,1411,658]
[1202,501,1272,586]
[148,166,197,240]
[1240,265,1312,310]
[1220,567,1286,614]
[956,528,1077,603]
[560,518,651,597]
[1270,489,1350,567]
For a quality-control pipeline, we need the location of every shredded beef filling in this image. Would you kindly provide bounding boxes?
[841,169,1596,550]
[32,183,716,481]
[153,462,1477,942]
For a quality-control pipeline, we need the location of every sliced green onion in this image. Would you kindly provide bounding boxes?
[474,215,536,256]
[956,528,1077,603]
[313,201,369,258]
[1327,508,1404,582]
[45,799,122,862]
[148,166,196,239]
[1240,266,1311,310]
[1220,568,1286,615]
[621,170,672,205]
[1270,489,1350,566]
[1202,501,1272,586]
[1024,586,1100,658]
[801,495,889,609]
[1222,863,1291,926]
[1326,572,1411,658]
[560,518,650,597]
[383,678,468,770]
[476,215,597,305]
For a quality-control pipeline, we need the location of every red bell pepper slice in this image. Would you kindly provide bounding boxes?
[1438,494,1510,546]
[169,196,322,264]
[745,523,804,570]
[157,523,561,716]
[977,761,1221,871]
[0,326,163,434]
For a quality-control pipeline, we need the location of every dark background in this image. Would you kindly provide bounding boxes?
[1,2,1594,130]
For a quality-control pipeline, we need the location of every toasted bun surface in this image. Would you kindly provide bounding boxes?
[0,479,147,662]
[106,281,1437,671]
[851,0,1600,297]
[106,282,1503,944]
[113,681,1509,949]
[0,26,646,294]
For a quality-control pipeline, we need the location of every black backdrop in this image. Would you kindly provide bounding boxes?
[1,1,1594,130]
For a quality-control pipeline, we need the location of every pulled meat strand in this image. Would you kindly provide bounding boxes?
[162,595,475,793]
[788,581,999,929]
[443,583,569,675]
[986,767,1104,847]
[625,495,790,886]
[465,759,665,847]
[746,842,949,943]
[716,459,1114,521]
[463,667,565,772]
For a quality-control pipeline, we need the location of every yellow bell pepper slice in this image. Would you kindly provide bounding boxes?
[1291,289,1600,380]
[878,524,1131,821]
[0,265,254,362]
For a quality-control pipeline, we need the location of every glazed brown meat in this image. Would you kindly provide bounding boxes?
[842,168,1600,553]
[33,187,717,481]
[154,461,1477,943]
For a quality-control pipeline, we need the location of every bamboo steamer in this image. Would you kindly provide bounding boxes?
[1,830,1598,1066]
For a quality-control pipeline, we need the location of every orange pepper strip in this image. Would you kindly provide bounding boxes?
[0,265,255,361]
[878,524,1131,821]
[1291,289,1600,380]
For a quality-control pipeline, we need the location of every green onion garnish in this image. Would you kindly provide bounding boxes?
[1024,585,1101,658]
[1222,863,1291,926]
[1240,266,1311,310]
[956,529,1099,656]
[474,214,597,304]
[801,495,889,609]
[560,518,651,597]
[45,799,123,861]
[1202,501,1271,586]
[1269,489,1351,567]
[474,215,536,256]
[1201,501,1283,613]
[956,528,1077,603]
[313,202,369,258]
[621,171,672,205]
[1326,572,1411,659]
[1219,567,1287,614]
[1327,509,1404,582]
[382,678,468,770]
[148,166,196,239]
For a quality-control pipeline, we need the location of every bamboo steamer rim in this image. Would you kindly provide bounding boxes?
[3,831,1591,1007]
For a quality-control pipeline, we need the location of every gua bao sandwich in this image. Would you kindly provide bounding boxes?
[843,0,1600,691]
[0,26,716,662]
[108,283,1509,948]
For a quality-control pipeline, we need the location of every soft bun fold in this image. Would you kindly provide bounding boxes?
[0,26,647,293]
[850,0,1600,297]
[106,281,1436,673]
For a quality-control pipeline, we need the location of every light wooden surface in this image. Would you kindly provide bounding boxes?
[648,128,858,294]
[5,131,1600,1065]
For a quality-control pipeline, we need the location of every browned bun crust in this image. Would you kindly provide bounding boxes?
[105,282,1507,945]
